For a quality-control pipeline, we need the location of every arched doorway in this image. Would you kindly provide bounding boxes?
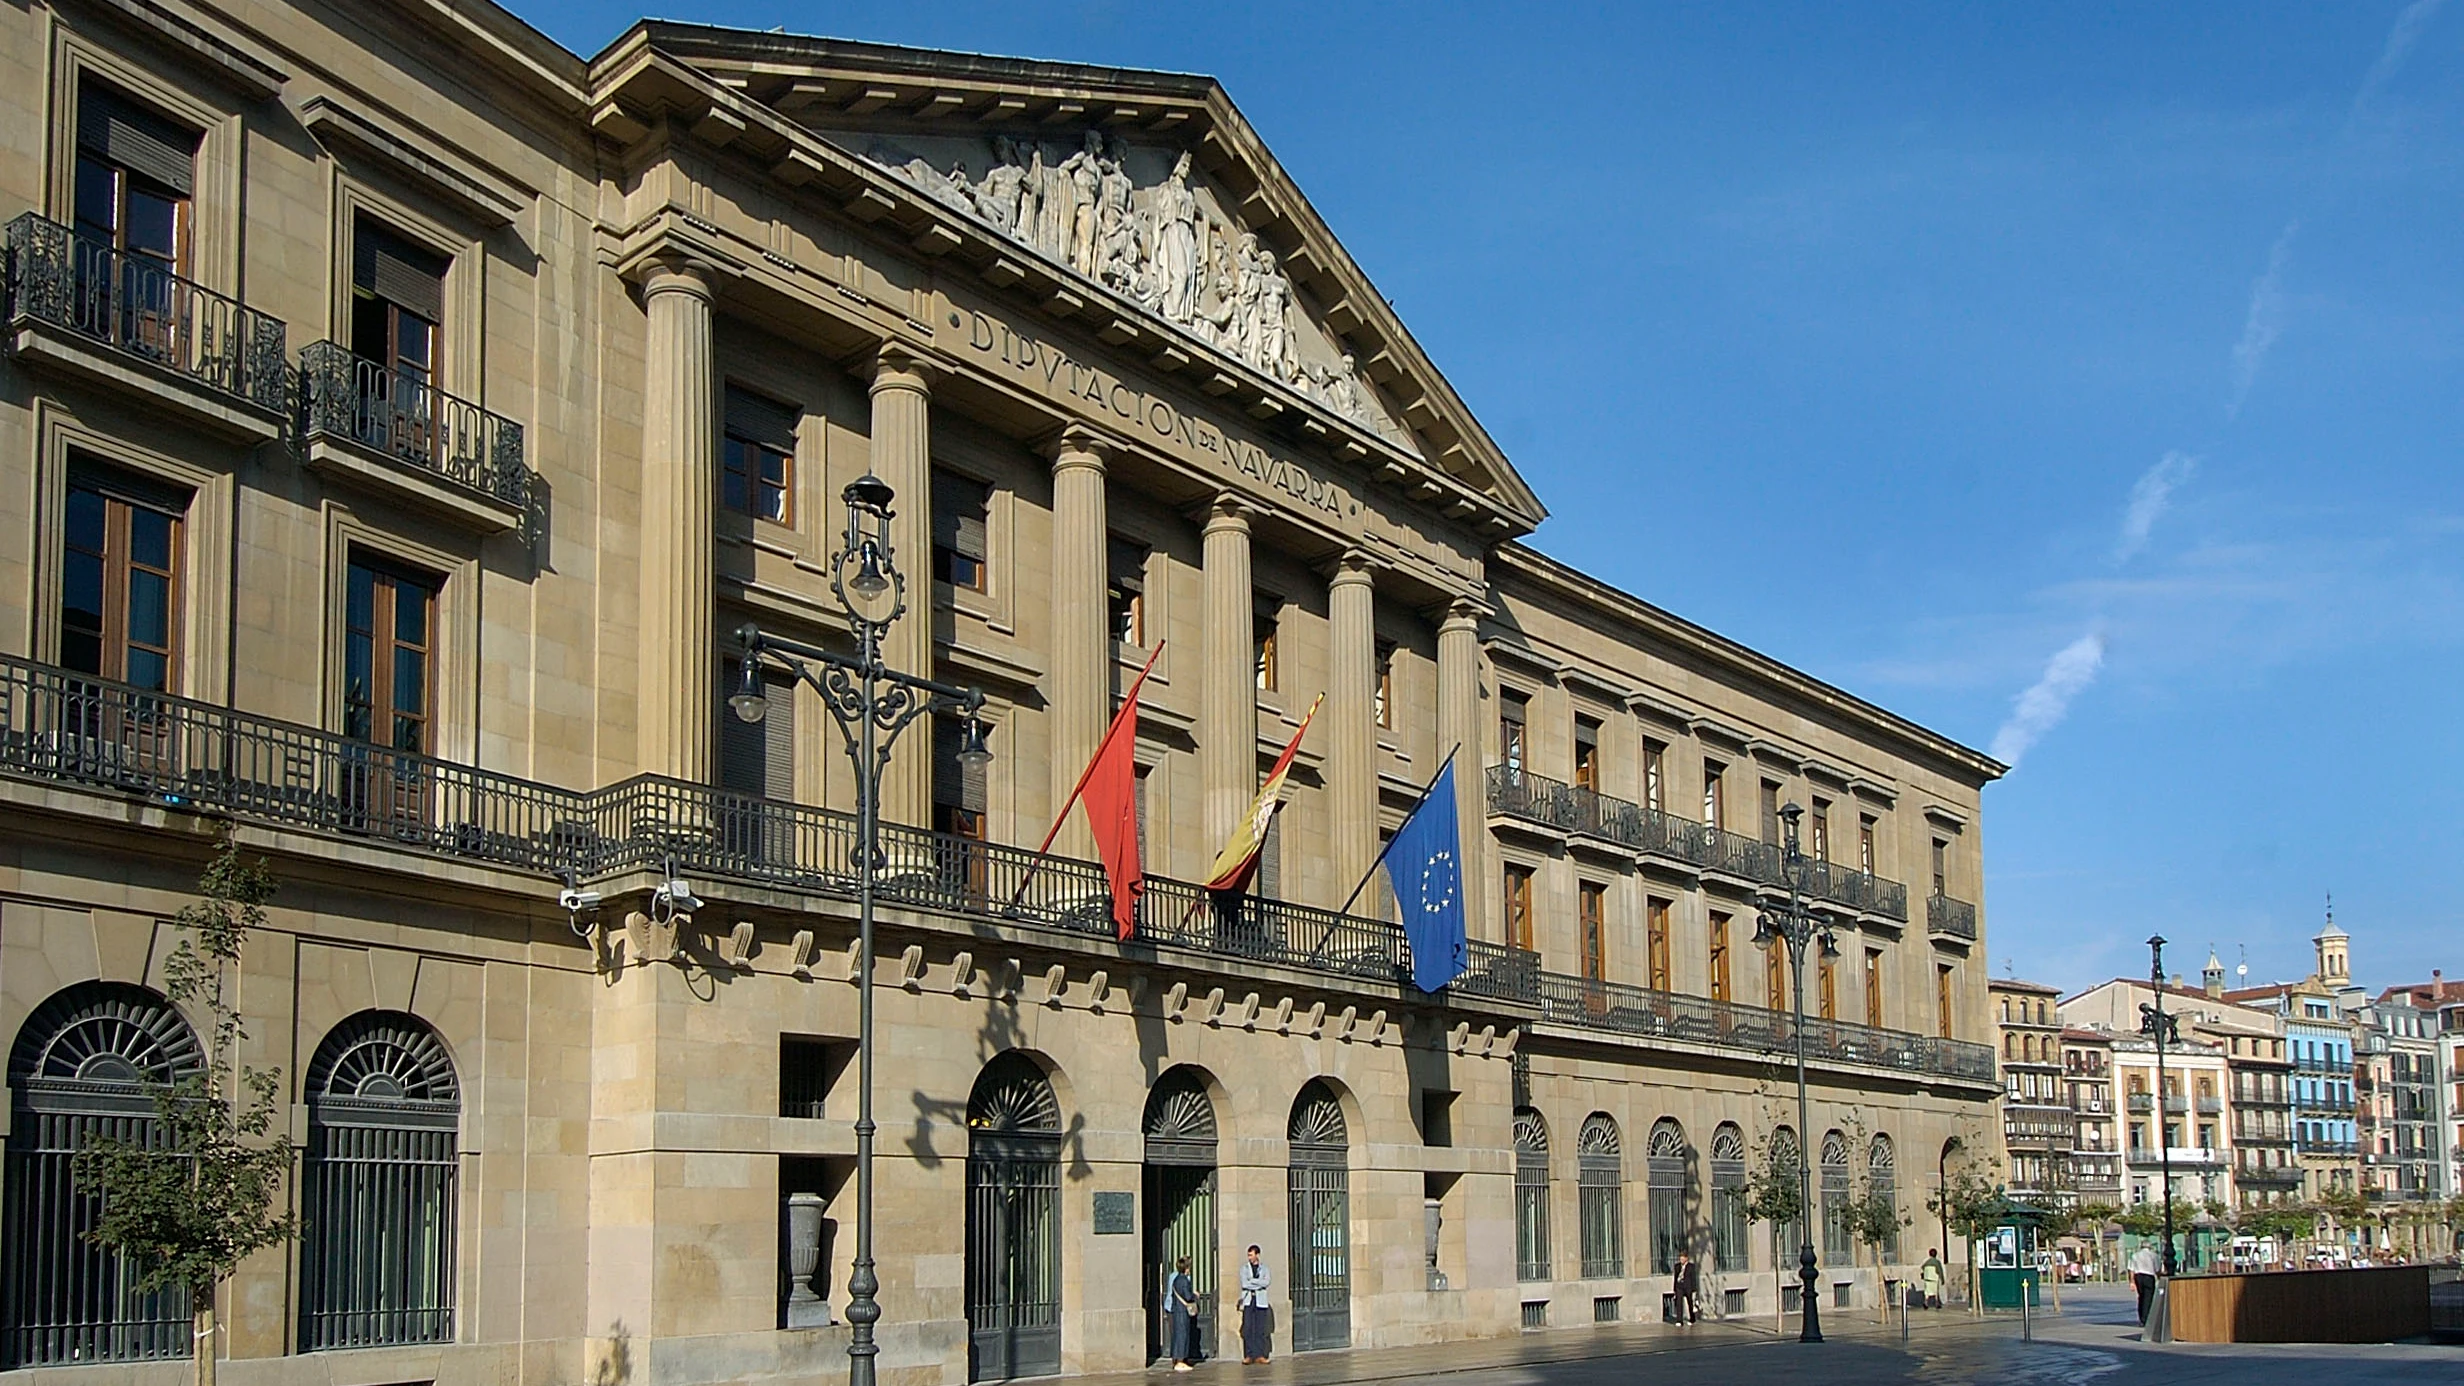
[966,1053,1062,1381]
[2,982,201,1367]
[1647,1118,1688,1274]
[1142,1067,1218,1363]
[1285,1080,1350,1352]
[299,1011,460,1349]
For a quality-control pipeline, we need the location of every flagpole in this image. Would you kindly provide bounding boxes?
[1332,744,1460,917]
[1004,641,1164,913]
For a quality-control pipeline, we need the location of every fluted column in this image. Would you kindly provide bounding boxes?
[640,260,716,783]
[870,345,935,827]
[1047,427,1112,855]
[1437,597,1488,942]
[1326,551,1378,905]
[1200,495,1256,856]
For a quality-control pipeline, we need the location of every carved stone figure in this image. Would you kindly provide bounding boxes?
[1250,247,1293,381]
[1062,132,1105,277]
[977,137,1026,237]
[1153,151,1201,322]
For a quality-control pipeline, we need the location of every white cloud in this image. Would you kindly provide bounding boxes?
[1990,631,2106,768]
[2116,451,2197,562]
[2353,0,2447,117]
[2228,222,2298,417]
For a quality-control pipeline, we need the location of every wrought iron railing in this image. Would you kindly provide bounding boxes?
[4,212,288,413]
[1926,892,1978,941]
[297,340,530,511]
[0,655,1998,1081]
[1485,766,1909,920]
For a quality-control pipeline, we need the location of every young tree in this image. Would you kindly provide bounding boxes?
[1843,1171,1912,1314]
[76,840,296,1386]
[1743,1129,1806,1326]
[1927,1154,2005,1306]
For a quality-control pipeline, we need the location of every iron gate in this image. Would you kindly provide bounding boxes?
[1286,1081,1351,1352]
[1143,1069,1219,1363]
[967,1054,1062,1381]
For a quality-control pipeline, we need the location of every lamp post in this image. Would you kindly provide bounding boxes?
[730,473,989,1386]
[1753,800,1839,1344]
[2138,936,2181,1281]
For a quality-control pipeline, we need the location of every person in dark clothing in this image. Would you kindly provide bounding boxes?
[1672,1250,1702,1324]
[1238,1244,1274,1363]
[1168,1256,1200,1370]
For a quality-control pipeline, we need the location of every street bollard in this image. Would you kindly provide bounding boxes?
[1900,1286,1911,1343]
[2020,1278,2033,1342]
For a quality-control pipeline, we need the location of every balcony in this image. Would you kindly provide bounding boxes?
[4,212,288,440]
[1926,892,1978,942]
[2196,1096,2222,1115]
[2129,1146,2224,1168]
[297,341,533,533]
[2128,1093,2154,1113]
[0,654,2002,1085]
[1484,766,1910,920]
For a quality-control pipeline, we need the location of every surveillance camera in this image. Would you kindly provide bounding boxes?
[559,887,603,913]
[657,879,705,914]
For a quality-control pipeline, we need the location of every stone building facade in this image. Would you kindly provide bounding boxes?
[0,4,2002,1385]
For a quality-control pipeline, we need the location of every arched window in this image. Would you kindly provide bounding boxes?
[1512,1108,1550,1282]
[1646,1118,1688,1274]
[1576,1115,1622,1279]
[1286,1081,1351,1351]
[1768,1125,1804,1259]
[1867,1134,1898,1261]
[3,982,202,1367]
[1709,1124,1748,1273]
[300,1012,459,1350]
[1820,1130,1852,1264]
[967,1053,1063,1381]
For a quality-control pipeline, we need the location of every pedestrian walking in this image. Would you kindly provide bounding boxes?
[1919,1248,1946,1309]
[1168,1255,1200,1370]
[1237,1244,1273,1364]
[2127,1242,2161,1326]
[1671,1249,1701,1323]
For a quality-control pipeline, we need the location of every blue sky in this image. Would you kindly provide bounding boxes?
[517,1,2464,998]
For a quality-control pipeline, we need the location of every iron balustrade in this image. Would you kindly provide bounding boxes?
[0,655,2000,1082]
[4,212,288,414]
[297,340,530,511]
[1926,892,1978,941]
[1484,766,1910,920]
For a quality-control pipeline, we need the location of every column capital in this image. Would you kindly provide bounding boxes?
[1438,592,1492,632]
[869,341,940,396]
[1325,548,1378,589]
[1199,491,1255,537]
[1044,423,1122,472]
[639,255,719,302]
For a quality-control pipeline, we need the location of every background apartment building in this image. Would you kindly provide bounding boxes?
[2061,1028,2122,1204]
[1991,977,2071,1202]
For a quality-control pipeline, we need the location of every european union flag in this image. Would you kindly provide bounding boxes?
[1388,760,1467,993]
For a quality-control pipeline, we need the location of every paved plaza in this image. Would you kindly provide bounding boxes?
[1071,1287,2462,1386]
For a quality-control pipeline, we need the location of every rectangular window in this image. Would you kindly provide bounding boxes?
[1858,814,1876,874]
[1937,964,1954,1039]
[75,82,196,272]
[931,470,991,592]
[1373,640,1396,730]
[350,218,445,384]
[1818,953,1837,1020]
[722,386,796,523]
[1579,883,1607,984]
[1703,761,1725,830]
[1647,897,1671,992]
[1573,716,1600,792]
[1503,865,1534,951]
[716,668,795,801]
[1642,739,1665,813]
[1707,911,1731,1002]
[1759,780,1781,845]
[1500,690,1528,773]
[1253,597,1279,692]
[1765,939,1787,1013]
[1931,838,1949,898]
[1811,798,1831,864]
[1864,947,1884,1029]
[1107,537,1148,646]
[61,465,185,692]
[343,556,439,753]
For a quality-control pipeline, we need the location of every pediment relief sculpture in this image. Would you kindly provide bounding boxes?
[854,129,1413,452]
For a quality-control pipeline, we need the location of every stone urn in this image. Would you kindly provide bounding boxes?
[785,1191,834,1327]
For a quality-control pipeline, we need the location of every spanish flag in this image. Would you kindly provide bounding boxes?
[1201,694,1322,894]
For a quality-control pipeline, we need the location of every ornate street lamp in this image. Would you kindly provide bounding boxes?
[2138,935,2182,1343]
[731,473,989,1386]
[1753,800,1840,1343]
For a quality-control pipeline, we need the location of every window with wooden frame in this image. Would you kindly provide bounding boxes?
[1646,897,1672,992]
[1642,739,1665,813]
[1253,596,1280,691]
[722,386,796,524]
[1863,947,1884,1029]
[73,82,198,358]
[350,218,445,387]
[343,556,440,754]
[1500,690,1528,773]
[1572,716,1600,792]
[1702,761,1725,830]
[1502,865,1535,952]
[1578,883,1607,984]
[1759,780,1781,845]
[1931,838,1949,898]
[931,470,990,592]
[1858,814,1877,875]
[1818,952,1837,1020]
[1373,640,1396,731]
[1765,939,1787,1013]
[1106,537,1148,646]
[1707,911,1732,1002]
[933,714,990,902]
[61,462,186,693]
[1811,798,1831,863]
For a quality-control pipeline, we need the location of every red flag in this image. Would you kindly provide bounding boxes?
[1080,662,1153,940]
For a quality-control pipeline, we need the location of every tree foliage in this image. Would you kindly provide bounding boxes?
[1843,1170,1910,1254]
[1744,1140,1805,1228]
[1928,1159,2005,1244]
[75,841,297,1309]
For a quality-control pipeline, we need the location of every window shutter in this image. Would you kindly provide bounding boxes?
[934,718,987,814]
[78,83,198,196]
[717,673,794,800]
[725,386,799,452]
[352,221,448,324]
[1258,815,1282,899]
[932,471,989,561]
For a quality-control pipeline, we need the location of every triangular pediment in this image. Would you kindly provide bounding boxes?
[594,24,1545,533]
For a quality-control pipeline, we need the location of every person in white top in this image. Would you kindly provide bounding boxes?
[2127,1242,2162,1325]
[1237,1245,1273,1363]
